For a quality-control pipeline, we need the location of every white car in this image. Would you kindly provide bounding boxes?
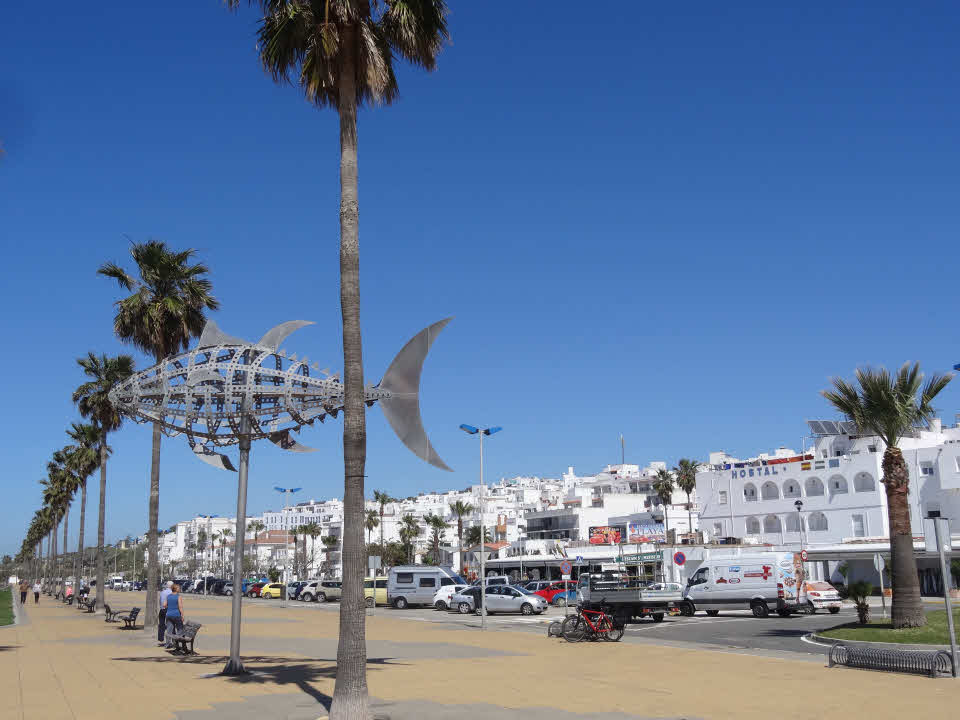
[804,581,842,614]
[432,584,469,611]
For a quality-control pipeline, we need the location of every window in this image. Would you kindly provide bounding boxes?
[689,568,709,586]
[926,503,942,518]
[396,573,414,584]
[868,445,877,453]
[763,515,782,533]
[805,477,825,497]
[719,491,728,505]
[783,481,801,499]
[829,475,848,496]
[745,516,761,534]
[761,481,779,500]
[808,511,828,532]
[418,577,436,588]
[853,473,876,492]
[852,514,866,538]
[713,523,723,537]
[376,579,387,589]
[785,514,804,533]
[920,462,935,476]
[743,483,758,502]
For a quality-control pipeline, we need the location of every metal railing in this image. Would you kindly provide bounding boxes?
[828,642,954,678]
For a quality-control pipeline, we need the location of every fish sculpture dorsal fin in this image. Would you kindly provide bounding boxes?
[258,320,315,351]
[197,319,248,348]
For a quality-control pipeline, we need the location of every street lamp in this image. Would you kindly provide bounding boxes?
[794,500,805,549]
[198,515,217,595]
[459,424,502,631]
[274,486,302,607]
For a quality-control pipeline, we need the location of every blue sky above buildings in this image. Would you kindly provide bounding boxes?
[2,2,959,554]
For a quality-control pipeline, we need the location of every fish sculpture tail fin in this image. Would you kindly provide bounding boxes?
[379,318,453,472]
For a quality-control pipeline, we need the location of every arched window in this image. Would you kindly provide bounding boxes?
[808,511,828,531]
[745,516,761,534]
[785,513,804,532]
[829,475,848,497]
[761,481,779,500]
[805,477,825,497]
[854,472,876,492]
[783,480,801,498]
[763,515,782,533]
[743,483,758,502]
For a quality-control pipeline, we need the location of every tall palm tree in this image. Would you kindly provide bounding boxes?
[465,525,491,547]
[653,468,675,541]
[197,529,208,576]
[321,535,340,576]
[373,491,394,575]
[225,4,450,715]
[450,500,474,571]
[302,522,323,577]
[399,515,421,564]
[364,510,379,548]
[65,423,101,585]
[673,459,699,538]
[823,362,952,628]
[73,352,134,611]
[98,240,218,630]
[48,449,80,590]
[221,528,233,576]
[423,513,447,565]
[248,521,265,574]
[289,527,301,578]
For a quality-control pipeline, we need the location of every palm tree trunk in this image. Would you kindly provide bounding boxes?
[883,447,926,628]
[76,480,86,587]
[145,421,161,632]
[331,24,371,720]
[62,507,69,588]
[96,445,107,610]
[379,509,385,575]
[52,522,59,592]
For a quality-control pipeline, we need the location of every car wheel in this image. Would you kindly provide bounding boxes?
[806,603,817,614]
[225,590,232,596]
[554,596,567,607]
[248,591,258,598]
[317,592,326,602]
[652,613,664,623]
[300,593,312,602]
[751,601,769,618]
[365,596,374,608]
[394,597,408,610]
[680,602,695,617]
[434,600,447,611]
[521,603,533,616]
[705,609,720,617]
[829,607,840,615]
[458,602,472,614]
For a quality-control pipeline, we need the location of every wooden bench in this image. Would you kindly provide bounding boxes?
[117,607,141,629]
[167,622,202,655]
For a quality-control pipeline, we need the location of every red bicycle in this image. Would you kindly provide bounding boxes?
[561,607,624,642]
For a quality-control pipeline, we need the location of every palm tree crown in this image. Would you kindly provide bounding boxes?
[72,353,135,433]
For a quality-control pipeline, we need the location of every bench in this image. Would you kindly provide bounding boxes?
[828,642,955,678]
[167,622,202,655]
[117,607,141,629]
[103,603,124,622]
[63,594,75,606]
[79,597,96,613]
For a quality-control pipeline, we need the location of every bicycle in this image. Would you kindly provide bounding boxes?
[562,607,624,642]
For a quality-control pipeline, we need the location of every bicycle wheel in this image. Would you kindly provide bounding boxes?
[603,622,624,642]
[562,615,587,642]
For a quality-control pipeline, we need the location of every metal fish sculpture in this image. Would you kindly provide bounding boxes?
[108,318,453,472]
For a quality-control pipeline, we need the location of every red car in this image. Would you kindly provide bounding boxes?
[247,582,265,598]
[535,580,577,605]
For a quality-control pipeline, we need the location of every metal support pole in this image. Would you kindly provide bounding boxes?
[933,520,958,677]
[479,430,486,630]
[222,412,251,676]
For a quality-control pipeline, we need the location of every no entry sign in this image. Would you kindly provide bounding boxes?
[673,551,686,566]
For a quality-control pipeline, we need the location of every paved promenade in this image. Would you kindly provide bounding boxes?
[2,589,959,720]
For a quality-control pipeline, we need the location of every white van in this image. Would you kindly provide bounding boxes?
[387,566,466,609]
[682,552,807,618]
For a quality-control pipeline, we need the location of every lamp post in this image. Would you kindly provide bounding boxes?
[459,424,502,631]
[198,515,217,595]
[274,487,302,608]
[794,500,805,549]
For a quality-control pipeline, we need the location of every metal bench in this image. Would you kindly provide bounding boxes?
[167,622,202,655]
[103,604,125,622]
[117,607,141,629]
[79,597,96,613]
[828,642,955,678]
[64,594,75,606]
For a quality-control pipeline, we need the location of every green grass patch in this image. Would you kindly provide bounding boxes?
[0,587,13,626]
[820,608,960,645]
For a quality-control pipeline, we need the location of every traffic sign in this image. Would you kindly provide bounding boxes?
[800,550,808,562]
[559,560,572,575]
[673,551,686,566]
[575,555,583,563]
[873,553,885,572]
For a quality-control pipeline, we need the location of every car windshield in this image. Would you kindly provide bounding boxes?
[512,586,535,595]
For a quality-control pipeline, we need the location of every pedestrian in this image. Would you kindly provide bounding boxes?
[157,580,173,645]
[19,579,28,605]
[32,580,41,604]
[163,584,184,650]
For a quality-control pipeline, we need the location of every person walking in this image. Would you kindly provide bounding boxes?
[163,584,184,650]
[32,580,41,604]
[19,579,28,605]
[157,581,173,645]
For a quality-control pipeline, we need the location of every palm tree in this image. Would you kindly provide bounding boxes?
[373,491,394,575]
[673,459,699,538]
[98,240,218,629]
[47,449,81,591]
[196,529,208,577]
[823,362,952,628]
[423,513,448,565]
[221,528,233,576]
[248,521,265,574]
[449,500,474,573]
[65,423,101,585]
[653,468,675,541]
[465,525,492,547]
[289,527,301,578]
[321,536,340,576]
[225,5,451,715]
[73,352,134,611]
[364,510,379,549]
[303,522,323,577]
[399,515,421,564]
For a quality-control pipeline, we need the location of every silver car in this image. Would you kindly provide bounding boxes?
[451,585,548,616]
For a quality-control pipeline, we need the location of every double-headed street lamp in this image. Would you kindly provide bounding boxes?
[274,486,302,607]
[459,424,502,631]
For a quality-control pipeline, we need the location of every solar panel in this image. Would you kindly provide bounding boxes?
[839,421,859,435]
[807,420,848,436]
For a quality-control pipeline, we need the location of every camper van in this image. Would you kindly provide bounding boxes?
[682,552,807,618]
[387,566,466,609]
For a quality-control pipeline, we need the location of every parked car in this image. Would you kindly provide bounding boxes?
[432,583,469,611]
[387,566,466,609]
[247,582,265,598]
[803,581,842,614]
[286,581,306,600]
[259,582,285,599]
[363,577,388,607]
[534,580,578,606]
[470,575,510,587]
[683,552,807,618]
[521,580,552,593]
[450,585,547,615]
[451,586,482,614]
[211,580,229,595]
[223,583,234,596]
[301,580,342,602]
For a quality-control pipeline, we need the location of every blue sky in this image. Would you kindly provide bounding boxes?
[2,2,959,556]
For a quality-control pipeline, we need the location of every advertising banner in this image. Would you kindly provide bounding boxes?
[588,525,626,545]
[628,521,665,543]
